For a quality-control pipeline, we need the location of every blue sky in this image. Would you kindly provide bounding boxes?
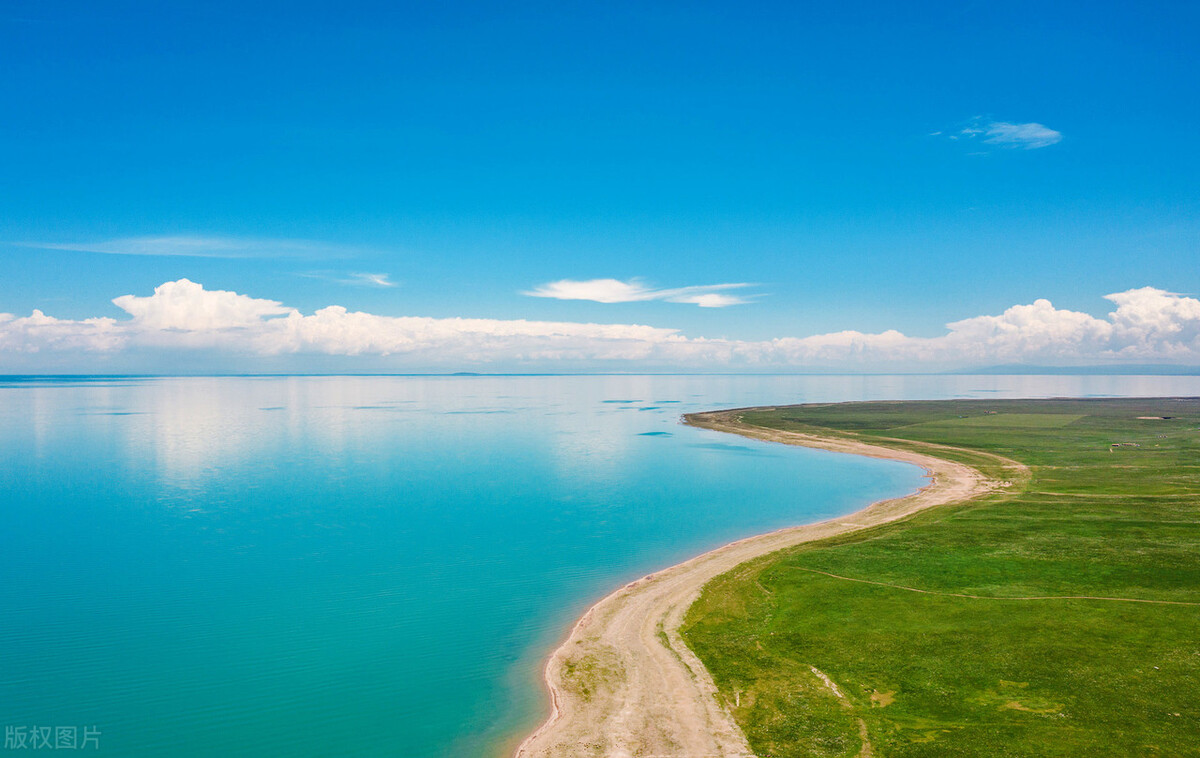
[1,1,1197,371]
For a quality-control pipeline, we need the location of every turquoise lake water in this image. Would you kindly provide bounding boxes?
[4,374,1200,756]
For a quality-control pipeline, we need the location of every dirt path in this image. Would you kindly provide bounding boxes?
[514,409,1020,758]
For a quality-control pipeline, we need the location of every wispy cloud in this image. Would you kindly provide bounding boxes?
[300,271,398,288]
[948,118,1063,150]
[21,235,356,259]
[524,278,755,308]
[348,272,396,287]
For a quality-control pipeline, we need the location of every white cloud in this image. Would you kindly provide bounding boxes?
[526,279,656,304]
[0,310,122,353]
[954,118,1063,149]
[3,281,1200,370]
[980,121,1063,149]
[348,273,396,287]
[300,271,398,287]
[112,279,294,330]
[22,236,356,258]
[525,278,753,307]
[669,292,747,308]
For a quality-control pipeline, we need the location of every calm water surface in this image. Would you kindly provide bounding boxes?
[3,375,1199,756]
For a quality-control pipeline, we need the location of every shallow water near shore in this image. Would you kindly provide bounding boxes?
[3,374,1199,756]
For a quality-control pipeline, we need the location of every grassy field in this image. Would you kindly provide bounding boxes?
[681,398,1200,757]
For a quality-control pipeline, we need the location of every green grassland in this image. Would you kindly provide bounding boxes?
[681,398,1200,757]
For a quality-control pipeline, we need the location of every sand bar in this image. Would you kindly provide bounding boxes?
[514,407,1024,758]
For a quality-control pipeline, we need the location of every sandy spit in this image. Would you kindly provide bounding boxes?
[513,408,1019,758]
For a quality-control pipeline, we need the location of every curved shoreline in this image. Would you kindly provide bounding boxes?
[513,407,1019,758]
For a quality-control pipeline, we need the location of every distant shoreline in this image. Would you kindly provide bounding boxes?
[5,366,1200,380]
[512,407,1015,757]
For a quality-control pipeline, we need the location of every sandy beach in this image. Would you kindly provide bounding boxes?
[514,407,1022,758]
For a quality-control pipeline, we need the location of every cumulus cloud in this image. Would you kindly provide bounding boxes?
[953,118,1063,149]
[0,310,123,353]
[525,278,753,307]
[2,281,1199,370]
[112,279,294,330]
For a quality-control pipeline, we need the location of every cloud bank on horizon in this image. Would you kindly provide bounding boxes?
[2,280,1199,371]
